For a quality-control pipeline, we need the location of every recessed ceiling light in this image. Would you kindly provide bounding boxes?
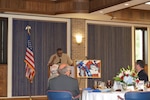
[145,2,150,5]
[124,3,129,6]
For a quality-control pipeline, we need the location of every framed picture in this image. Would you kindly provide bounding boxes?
[75,60,101,78]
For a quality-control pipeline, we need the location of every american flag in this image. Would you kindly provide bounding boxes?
[24,32,35,82]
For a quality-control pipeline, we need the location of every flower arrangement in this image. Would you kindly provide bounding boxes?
[114,66,139,86]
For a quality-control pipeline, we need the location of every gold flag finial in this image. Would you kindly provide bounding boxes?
[25,25,31,34]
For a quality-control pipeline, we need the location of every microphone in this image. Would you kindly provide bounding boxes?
[57,58,61,64]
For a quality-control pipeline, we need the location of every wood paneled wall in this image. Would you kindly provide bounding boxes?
[89,0,130,12]
[145,64,148,74]
[108,9,150,22]
[0,64,7,97]
[0,0,89,14]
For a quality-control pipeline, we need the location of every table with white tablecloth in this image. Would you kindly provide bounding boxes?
[82,90,125,100]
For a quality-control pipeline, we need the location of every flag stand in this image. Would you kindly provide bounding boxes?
[29,81,32,100]
[25,25,35,100]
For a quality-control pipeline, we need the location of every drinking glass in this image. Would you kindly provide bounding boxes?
[101,82,106,89]
[106,80,112,88]
[122,83,127,91]
[97,81,102,89]
[145,81,150,88]
[93,80,98,89]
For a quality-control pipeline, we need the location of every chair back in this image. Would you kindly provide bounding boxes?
[47,90,72,100]
[125,91,150,100]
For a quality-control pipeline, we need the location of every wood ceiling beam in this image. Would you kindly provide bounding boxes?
[0,0,89,15]
[89,0,131,12]
[0,0,148,20]
[107,9,150,21]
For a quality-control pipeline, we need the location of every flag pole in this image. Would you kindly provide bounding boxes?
[29,80,32,100]
[25,25,32,100]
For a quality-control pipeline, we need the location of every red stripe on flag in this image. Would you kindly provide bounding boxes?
[24,60,35,70]
[25,54,34,64]
[27,48,33,55]
[25,64,35,81]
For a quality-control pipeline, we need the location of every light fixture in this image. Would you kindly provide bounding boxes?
[124,3,129,6]
[145,2,150,5]
[75,34,82,45]
[99,11,103,13]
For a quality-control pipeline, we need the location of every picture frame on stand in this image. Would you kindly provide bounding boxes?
[75,60,101,78]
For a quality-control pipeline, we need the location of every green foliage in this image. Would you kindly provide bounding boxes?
[113,77,122,81]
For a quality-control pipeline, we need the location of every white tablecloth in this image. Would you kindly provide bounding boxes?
[82,90,125,100]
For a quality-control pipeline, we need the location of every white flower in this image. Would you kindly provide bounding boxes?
[124,70,131,75]
[114,66,138,85]
[118,72,124,78]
